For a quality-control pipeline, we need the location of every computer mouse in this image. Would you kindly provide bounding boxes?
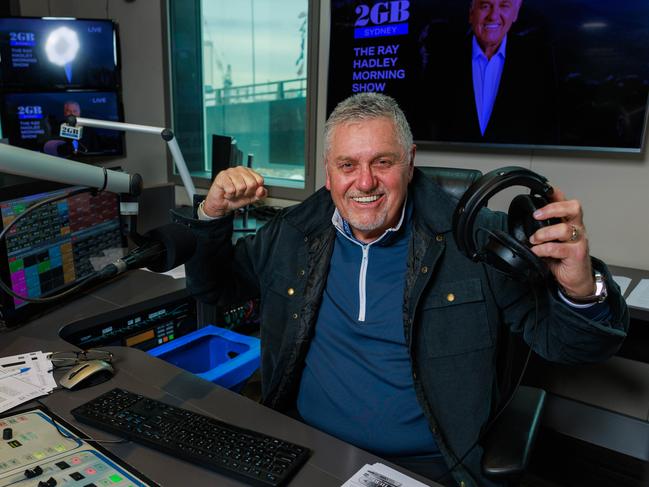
[59,360,114,390]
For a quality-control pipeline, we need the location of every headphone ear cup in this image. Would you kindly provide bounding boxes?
[482,229,548,281]
[508,194,555,244]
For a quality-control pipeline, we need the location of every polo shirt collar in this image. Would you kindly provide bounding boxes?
[472,34,507,62]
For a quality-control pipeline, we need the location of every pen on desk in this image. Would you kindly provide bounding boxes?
[0,367,31,379]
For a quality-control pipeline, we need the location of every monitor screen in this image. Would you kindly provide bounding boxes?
[0,16,119,90]
[0,182,125,325]
[1,91,124,157]
[327,0,649,152]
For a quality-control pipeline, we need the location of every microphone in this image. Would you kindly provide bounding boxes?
[98,223,197,278]
[0,143,142,196]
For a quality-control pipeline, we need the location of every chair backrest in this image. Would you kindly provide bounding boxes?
[417,166,483,202]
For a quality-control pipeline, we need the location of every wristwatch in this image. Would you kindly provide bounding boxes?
[562,270,608,304]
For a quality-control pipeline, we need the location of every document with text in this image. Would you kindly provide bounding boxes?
[342,462,432,487]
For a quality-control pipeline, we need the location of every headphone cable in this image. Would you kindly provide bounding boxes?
[433,285,541,484]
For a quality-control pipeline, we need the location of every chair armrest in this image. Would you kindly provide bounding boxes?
[481,385,547,479]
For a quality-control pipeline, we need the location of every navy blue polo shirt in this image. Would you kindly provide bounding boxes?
[297,201,439,457]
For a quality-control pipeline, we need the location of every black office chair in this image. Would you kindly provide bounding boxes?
[419,166,547,484]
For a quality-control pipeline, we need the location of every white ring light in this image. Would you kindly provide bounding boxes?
[45,26,80,66]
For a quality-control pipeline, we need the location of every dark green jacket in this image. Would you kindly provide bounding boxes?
[175,169,628,486]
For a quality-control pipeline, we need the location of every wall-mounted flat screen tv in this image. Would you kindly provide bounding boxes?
[1,91,124,157]
[0,17,120,90]
[327,0,649,152]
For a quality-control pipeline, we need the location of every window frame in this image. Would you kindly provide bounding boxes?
[163,0,319,201]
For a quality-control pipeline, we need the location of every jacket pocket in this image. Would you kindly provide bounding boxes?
[420,278,493,358]
[261,272,302,335]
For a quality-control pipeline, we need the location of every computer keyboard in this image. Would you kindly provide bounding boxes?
[71,388,311,486]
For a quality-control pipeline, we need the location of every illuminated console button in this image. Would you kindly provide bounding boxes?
[109,474,123,483]
[85,467,97,475]
[71,456,82,464]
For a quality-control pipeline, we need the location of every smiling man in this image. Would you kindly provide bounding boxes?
[421,0,558,144]
[180,93,628,487]
[324,113,414,243]
[469,0,522,135]
[470,0,521,59]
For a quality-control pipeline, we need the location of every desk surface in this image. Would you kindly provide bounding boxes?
[609,264,649,322]
[525,264,649,462]
[1,271,441,487]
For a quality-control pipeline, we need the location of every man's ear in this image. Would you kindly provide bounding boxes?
[513,0,522,22]
[325,161,331,190]
[408,145,416,182]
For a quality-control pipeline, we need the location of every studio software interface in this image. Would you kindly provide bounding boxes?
[0,187,122,309]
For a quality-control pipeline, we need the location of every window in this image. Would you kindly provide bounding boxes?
[166,0,317,199]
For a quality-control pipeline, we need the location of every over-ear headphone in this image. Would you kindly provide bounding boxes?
[452,166,561,281]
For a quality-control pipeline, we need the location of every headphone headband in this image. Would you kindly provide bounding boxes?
[452,166,554,260]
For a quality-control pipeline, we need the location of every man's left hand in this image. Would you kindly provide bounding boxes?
[528,187,594,298]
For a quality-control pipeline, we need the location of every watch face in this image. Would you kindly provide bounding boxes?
[593,271,607,302]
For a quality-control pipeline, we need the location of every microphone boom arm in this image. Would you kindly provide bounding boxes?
[69,116,196,202]
[0,143,142,196]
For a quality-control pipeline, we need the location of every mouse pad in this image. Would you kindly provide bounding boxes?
[0,406,158,486]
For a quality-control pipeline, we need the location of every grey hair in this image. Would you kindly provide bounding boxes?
[470,0,522,8]
[323,92,413,160]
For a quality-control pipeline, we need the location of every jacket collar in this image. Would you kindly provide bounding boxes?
[409,168,457,235]
[283,168,457,237]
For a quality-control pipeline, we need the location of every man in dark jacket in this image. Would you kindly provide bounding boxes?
[418,0,558,145]
[177,93,628,486]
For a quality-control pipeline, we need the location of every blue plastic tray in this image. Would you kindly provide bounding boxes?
[148,325,260,390]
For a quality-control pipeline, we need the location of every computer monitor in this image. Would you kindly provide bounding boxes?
[327,0,649,152]
[0,181,126,326]
[211,134,244,179]
[0,16,120,90]
[1,90,125,157]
